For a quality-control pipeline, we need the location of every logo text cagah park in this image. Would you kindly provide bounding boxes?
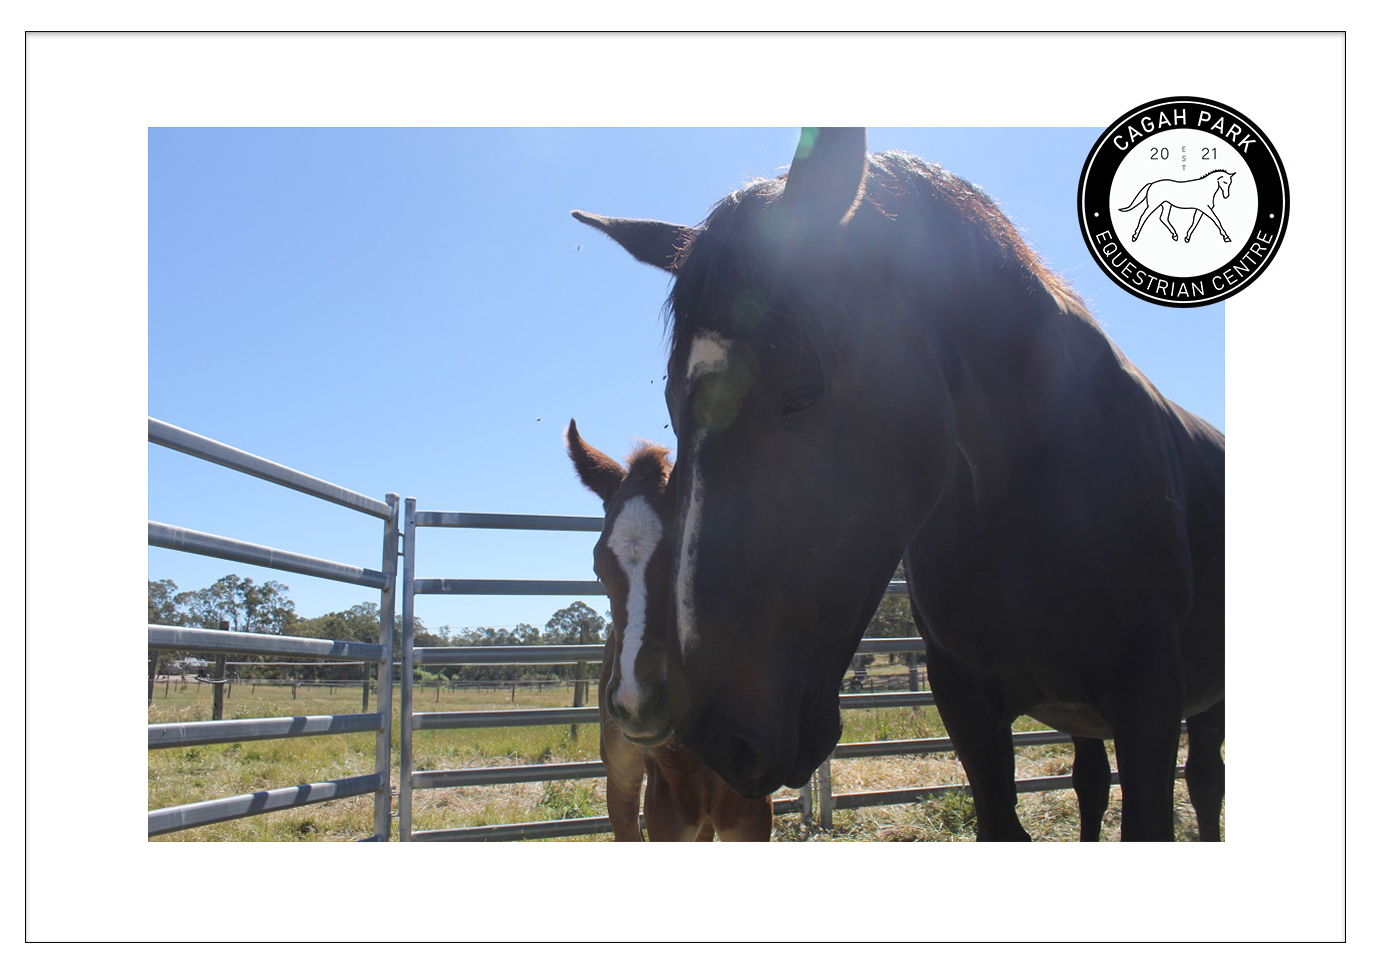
[1077,96,1289,308]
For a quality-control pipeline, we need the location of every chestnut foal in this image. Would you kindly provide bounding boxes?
[566,421,773,841]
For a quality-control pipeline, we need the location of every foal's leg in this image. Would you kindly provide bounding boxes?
[710,786,774,842]
[1111,628,1184,841]
[643,764,709,842]
[606,775,645,842]
[601,725,648,842]
[1071,737,1111,842]
[1185,699,1225,842]
[927,640,1029,841]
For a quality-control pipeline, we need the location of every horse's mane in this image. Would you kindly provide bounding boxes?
[865,151,1090,318]
[666,150,1092,367]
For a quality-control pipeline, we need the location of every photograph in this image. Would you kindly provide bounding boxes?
[23,29,1350,944]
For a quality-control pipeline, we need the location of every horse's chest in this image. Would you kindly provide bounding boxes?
[1021,699,1114,740]
[907,552,1123,711]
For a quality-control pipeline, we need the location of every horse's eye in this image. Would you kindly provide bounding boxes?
[781,386,822,426]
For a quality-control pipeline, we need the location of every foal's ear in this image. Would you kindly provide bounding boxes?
[781,127,869,227]
[565,419,626,505]
[571,210,695,274]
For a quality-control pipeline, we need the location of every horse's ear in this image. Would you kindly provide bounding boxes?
[781,127,869,227]
[565,419,626,505]
[571,210,695,274]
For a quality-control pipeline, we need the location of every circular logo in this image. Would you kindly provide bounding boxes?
[1077,96,1289,307]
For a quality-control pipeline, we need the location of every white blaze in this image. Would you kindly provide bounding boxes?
[677,334,733,655]
[608,495,663,710]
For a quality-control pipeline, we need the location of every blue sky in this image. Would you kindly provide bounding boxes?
[148,127,1225,632]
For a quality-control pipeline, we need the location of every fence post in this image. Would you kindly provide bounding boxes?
[819,757,834,831]
[148,651,157,706]
[571,619,588,741]
[907,619,921,692]
[212,620,229,720]
[399,497,417,841]
[372,492,399,842]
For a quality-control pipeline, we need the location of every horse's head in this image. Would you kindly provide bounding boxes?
[565,420,676,746]
[1217,171,1236,199]
[577,129,996,795]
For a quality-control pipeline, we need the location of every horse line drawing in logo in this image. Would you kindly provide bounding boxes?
[1119,169,1236,244]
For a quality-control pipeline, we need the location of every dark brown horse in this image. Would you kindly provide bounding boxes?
[565,420,773,841]
[575,128,1224,841]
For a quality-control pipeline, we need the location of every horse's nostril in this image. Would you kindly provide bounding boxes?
[701,727,774,785]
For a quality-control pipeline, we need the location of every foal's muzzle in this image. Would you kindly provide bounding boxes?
[606,678,672,747]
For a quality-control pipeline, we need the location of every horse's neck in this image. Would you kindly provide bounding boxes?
[934,295,1120,500]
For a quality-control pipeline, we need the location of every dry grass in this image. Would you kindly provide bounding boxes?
[148,672,1219,842]
[773,731,1210,843]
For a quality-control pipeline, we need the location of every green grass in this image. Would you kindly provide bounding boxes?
[149,678,607,841]
[148,671,1220,843]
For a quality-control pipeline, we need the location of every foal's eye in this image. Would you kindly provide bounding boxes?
[780,386,822,426]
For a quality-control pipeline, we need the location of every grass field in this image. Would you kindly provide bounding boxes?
[148,661,1215,842]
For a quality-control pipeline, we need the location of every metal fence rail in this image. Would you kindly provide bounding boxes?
[148,522,389,589]
[148,624,386,661]
[148,417,398,841]
[147,773,386,837]
[149,713,383,750]
[149,418,391,519]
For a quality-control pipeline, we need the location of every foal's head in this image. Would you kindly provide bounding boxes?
[565,420,675,745]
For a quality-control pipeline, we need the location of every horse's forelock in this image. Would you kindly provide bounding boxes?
[625,443,672,489]
[665,179,786,366]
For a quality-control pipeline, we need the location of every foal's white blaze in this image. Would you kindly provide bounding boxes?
[608,495,663,711]
[678,333,733,656]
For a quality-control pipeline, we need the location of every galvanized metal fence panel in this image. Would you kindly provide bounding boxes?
[147,418,398,842]
[394,503,1103,843]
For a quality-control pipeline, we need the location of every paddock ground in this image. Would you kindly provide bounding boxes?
[148,669,1215,842]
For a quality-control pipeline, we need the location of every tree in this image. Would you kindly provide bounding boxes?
[544,601,606,645]
[287,602,381,647]
[175,575,298,634]
[543,601,606,681]
[148,579,182,625]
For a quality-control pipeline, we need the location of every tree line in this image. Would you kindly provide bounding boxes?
[149,566,917,683]
[148,574,608,683]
